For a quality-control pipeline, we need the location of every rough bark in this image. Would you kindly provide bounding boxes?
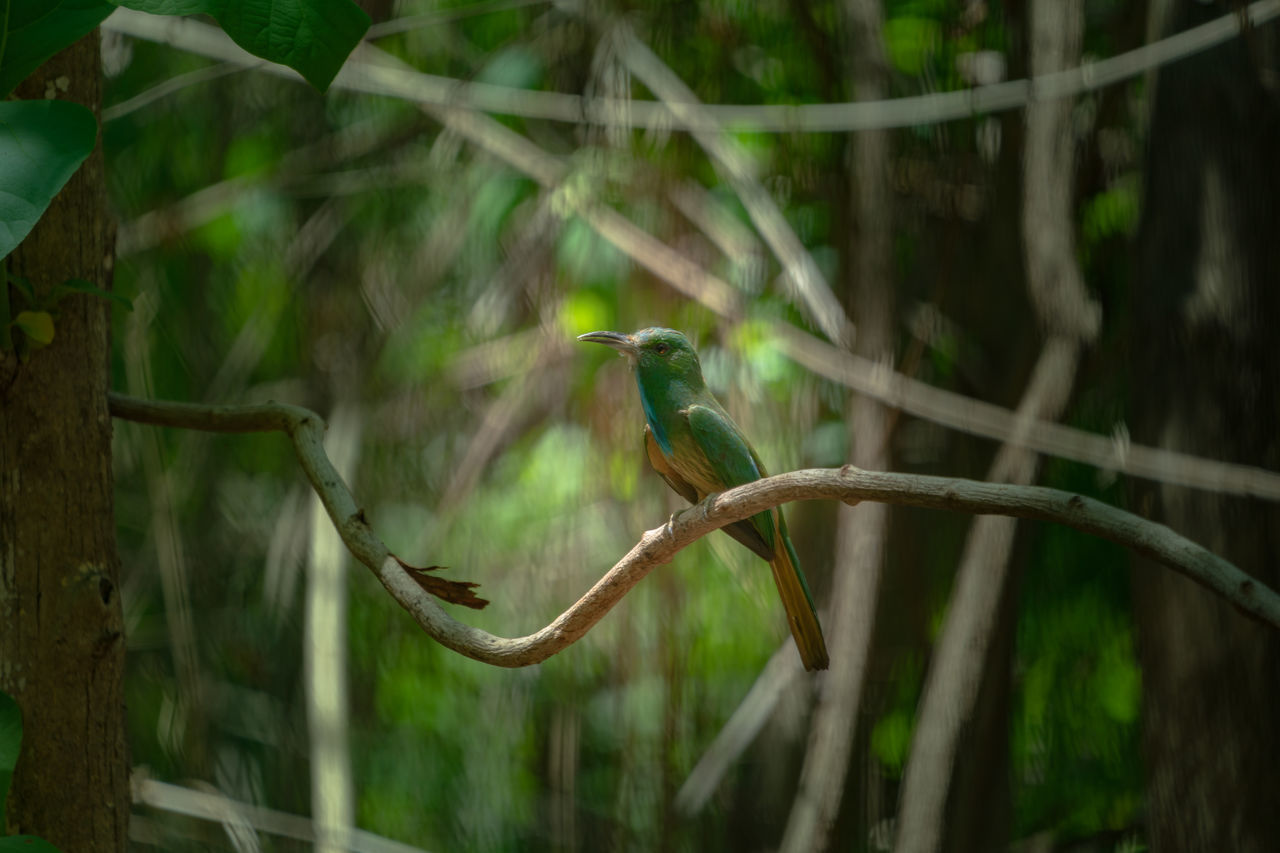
[0,32,129,852]
[1131,5,1280,850]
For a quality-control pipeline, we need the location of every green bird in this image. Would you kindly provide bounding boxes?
[579,327,829,671]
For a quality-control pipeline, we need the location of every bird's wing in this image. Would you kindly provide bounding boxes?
[689,407,828,671]
[687,404,777,553]
[644,425,698,504]
[648,420,774,561]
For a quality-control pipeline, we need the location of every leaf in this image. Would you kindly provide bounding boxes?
[393,556,490,610]
[0,690,21,816]
[0,0,115,99]
[883,16,942,77]
[870,709,913,777]
[114,0,371,92]
[0,100,98,261]
[53,279,133,311]
[13,311,54,345]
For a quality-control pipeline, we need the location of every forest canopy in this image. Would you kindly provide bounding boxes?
[2,1,1278,851]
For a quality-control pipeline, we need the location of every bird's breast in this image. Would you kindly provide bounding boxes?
[663,430,724,497]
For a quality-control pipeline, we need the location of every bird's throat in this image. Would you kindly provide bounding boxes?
[636,377,672,455]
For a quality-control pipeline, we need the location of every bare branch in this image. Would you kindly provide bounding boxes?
[675,642,804,814]
[132,775,427,852]
[774,325,1280,501]
[109,393,1280,669]
[104,9,1280,503]
[102,61,248,122]
[781,0,895,846]
[305,404,360,853]
[364,0,551,40]
[614,25,851,344]
[896,7,1099,848]
[102,2,1280,133]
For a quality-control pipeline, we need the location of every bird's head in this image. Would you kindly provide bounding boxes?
[578,327,704,385]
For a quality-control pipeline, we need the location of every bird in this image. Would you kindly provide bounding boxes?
[579,327,829,671]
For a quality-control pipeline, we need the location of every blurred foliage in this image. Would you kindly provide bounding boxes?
[103,0,1158,850]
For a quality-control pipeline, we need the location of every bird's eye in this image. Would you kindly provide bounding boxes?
[653,342,670,355]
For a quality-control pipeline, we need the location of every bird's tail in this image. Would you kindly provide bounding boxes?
[768,513,829,671]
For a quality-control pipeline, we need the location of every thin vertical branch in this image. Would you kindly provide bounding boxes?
[892,341,1082,853]
[306,405,362,853]
[893,2,1097,850]
[124,291,208,771]
[782,404,891,853]
[675,642,804,814]
[614,25,852,345]
[780,1,895,849]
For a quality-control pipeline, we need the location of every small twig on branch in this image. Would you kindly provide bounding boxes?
[109,393,1280,668]
[107,393,488,609]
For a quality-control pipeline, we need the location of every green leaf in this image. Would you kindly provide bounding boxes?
[53,278,133,311]
[0,837,64,852]
[114,0,371,92]
[883,16,941,77]
[0,690,21,816]
[0,0,115,99]
[870,710,913,776]
[13,310,54,345]
[0,100,98,261]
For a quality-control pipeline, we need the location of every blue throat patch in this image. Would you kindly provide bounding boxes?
[636,377,672,455]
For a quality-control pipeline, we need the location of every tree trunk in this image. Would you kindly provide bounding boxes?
[1130,5,1280,851]
[0,32,129,852]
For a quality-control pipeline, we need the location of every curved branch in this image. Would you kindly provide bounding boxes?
[108,393,1280,668]
[102,2,1280,133]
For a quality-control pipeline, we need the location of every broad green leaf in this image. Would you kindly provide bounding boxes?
[13,311,54,345]
[114,0,371,92]
[0,0,115,99]
[0,690,21,815]
[0,100,97,261]
[0,837,63,852]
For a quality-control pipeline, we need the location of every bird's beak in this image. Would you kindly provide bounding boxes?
[577,330,638,357]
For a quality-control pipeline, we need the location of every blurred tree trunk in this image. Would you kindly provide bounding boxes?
[1131,5,1280,851]
[0,33,129,852]
[777,1,894,850]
